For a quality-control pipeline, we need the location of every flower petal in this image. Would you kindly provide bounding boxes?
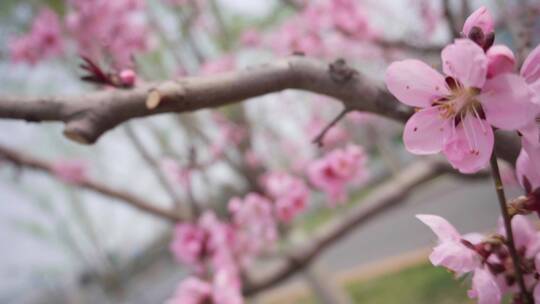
[468,267,501,304]
[480,74,538,130]
[443,115,494,174]
[521,45,540,84]
[403,107,451,155]
[462,6,494,37]
[442,39,488,88]
[416,214,461,241]
[385,59,449,108]
[486,45,515,78]
[520,122,540,147]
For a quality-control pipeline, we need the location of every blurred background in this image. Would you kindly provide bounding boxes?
[0,0,539,303]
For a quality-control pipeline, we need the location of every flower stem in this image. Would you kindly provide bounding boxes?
[489,152,533,304]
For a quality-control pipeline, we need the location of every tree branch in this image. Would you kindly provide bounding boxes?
[0,144,183,222]
[243,159,446,295]
[0,56,407,144]
[0,56,522,164]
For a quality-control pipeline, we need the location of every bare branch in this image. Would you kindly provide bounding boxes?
[0,57,407,144]
[0,56,522,164]
[0,144,183,222]
[124,123,186,212]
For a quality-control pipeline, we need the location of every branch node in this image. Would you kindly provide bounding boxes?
[328,58,358,84]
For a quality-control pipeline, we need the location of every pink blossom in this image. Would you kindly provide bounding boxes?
[51,159,87,184]
[261,172,309,222]
[307,145,368,205]
[498,215,540,258]
[170,223,206,267]
[166,277,212,304]
[521,45,540,99]
[212,267,244,304]
[327,0,372,39]
[462,6,494,37]
[269,20,325,57]
[386,39,536,173]
[199,56,236,76]
[228,193,277,259]
[9,8,63,65]
[467,267,502,304]
[518,45,540,151]
[416,214,480,275]
[240,28,261,47]
[66,0,149,68]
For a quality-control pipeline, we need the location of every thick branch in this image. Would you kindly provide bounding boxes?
[0,56,408,143]
[0,56,521,164]
[244,159,445,295]
[0,144,183,222]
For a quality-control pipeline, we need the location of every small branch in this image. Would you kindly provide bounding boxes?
[0,57,523,164]
[312,108,349,147]
[0,144,183,222]
[124,123,186,212]
[489,152,533,304]
[442,0,461,38]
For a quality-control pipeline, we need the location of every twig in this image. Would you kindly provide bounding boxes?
[442,0,460,38]
[312,108,349,147]
[489,152,533,304]
[124,123,186,213]
[0,144,183,222]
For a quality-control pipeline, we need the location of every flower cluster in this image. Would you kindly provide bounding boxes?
[307,144,368,205]
[168,211,243,304]
[9,8,64,65]
[418,214,540,303]
[66,0,150,68]
[261,171,310,222]
[385,6,539,173]
[267,0,373,57]
[398,6,540,303]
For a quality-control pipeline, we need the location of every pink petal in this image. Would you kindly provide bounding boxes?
[520,122,540,147]
[416,214,461,241]
[441,39,488,88]
[468,267,501,304]
[509,215,536,250]
[462,6,494,37]
[486,45,515,78]
[430,242,479,275]
[403,107,451,155]
[385,59,449,108]
[443,115,494,174]
[521,45,540,85]
[480,74,537,130]
[516,147,540,191]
